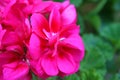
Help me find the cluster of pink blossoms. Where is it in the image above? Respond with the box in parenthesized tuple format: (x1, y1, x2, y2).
(0, 0, 85, 80)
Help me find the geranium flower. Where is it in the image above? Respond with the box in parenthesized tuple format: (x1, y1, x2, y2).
(0, 25, 32, 80)
(28, 1, 84, 79)
(0, 2, 32, 80)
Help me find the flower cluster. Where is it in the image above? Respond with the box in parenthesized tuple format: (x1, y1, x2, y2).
(0, 0, 84, 80)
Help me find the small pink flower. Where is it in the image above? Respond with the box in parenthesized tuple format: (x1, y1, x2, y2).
(28, 1, 84, 79)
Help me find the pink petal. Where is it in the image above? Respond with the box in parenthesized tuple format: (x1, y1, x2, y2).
(3, 61, 31, 80)
(61, 35, 85, 61)
(61, 1, 70, 10)
(61, 5, 77, 25)
(49, 7, 61, 32)
(32, 1, 52, 13)
(31, 13, 49, 39)
(0, 51, 19, 66)
(30, 59, 49, 79)
(60, 24, 79, 38)
(57, 53, 76, 74)
(1, 31, 20, 47)
(41, 55, 58, 76)
(0, 0, 16, 17)
(6, 45, 24, 54)
(58, 43, 82, 63)
(29, 33, 41, 60)
(0, 25, 6, 49)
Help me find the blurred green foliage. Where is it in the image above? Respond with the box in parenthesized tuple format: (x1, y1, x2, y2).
(34, 0, 120, 80)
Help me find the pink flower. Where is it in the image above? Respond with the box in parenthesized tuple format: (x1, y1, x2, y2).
(28, 1, 84, 79)
(1, 2, 31, 40)
(0, 2, 32, 80)
(0, 25, 30, 79)
(0, 24, 32, 80)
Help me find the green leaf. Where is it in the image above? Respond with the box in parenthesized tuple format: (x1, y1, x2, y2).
(83, 34, 114, 61)
(64, 74, 80, 80)
(80, 48, 106, 70)
(70, 0, 83, 7)
(114, 0, 120, 11)
(106, 60, 118, 74)
(99, 23, 120, 50)
(88, 0, 107, 14)
(80, 34, 117, 80)
(80, 69, 106, 80)
(85, 15, 101, 31)
(32, 74, 38, 80)
(47, 77, 57, 80)
(110, 73, 120, 80)
(77, 13, 85, 34)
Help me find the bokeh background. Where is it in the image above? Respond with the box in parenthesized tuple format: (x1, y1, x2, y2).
(38, 0, 120, 80)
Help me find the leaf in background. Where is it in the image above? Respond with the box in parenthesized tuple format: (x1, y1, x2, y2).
(111, 73, 120, 80)
(64, 74, 80, 80)
(99, 23, 120, 50)
(88, 0, 107, 15)
(80, 48, 106, 70)
(80, 69, 105, 80)
(83, 34, 114, 61)
(113, 0, 120, 21)
(47, 77, 57, 80)
(70, 0, 83, 7)
(85, 15, 101, 31)
(77, 13, 85, 34)
(80, 33, 116, 80)
(106, 60, 118, 74)
(32, 74, 38, 80)
(110, 73, 120, 80)
(114, 0, 120, 11)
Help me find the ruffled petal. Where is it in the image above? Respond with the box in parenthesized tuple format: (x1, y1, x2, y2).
(61, 5, 76, 25)
(57, 53, 76, 74)
(3, 61, 31, 80)
(0, 51, 18, 66)
(31, 13, 49, 39)
(61, 35, 85, 61)
(1, 31, 21, 47)
(41, 55, 58, 76)
(31, 1, 52, 13)
(29, 33, 41, 60)
(30, 59, 49, 79)
(60, 24, 79, 38)
(49, 7, 61, 32)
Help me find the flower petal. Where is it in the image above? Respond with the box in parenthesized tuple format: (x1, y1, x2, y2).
(3, 61, 31, 80)
(58, 43, 82, 63)
(30, 59, 49, 79)
(41, 55, 58, 76)
(61, 5, 76, 25)
(0, 51, 18, 66)
(1, 31, 20, 47)
(60, 24, 79, 38)
(49, 7, 61, 32)
(57, 53, 76, 74)
(61, 35, 85, 61)
(29, 33, 41, 60)
(31, 13, 49, 39)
